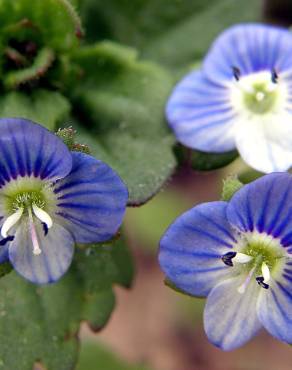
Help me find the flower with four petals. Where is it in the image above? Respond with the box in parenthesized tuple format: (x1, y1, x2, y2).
(159, 173, 292, 350)
(0, 118, 128, 284)
(166, 24, 292, 173)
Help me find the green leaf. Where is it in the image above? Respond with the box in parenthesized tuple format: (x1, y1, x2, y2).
(0, 89, 71, 130)
(0, 238, 134, 370)
(76, 341, 151, 370)
(0, 0, 81, 52)
(70, 42, 177, 205)
(80, 0, 262, 68)
(4, 47, 55, 89)
(174, 145, 238, 171)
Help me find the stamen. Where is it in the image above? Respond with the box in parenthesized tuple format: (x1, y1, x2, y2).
(28, 208, 42, 256)
(222, 251, 237, 266)
(238, 267, 256, 294)
(0, 235, 14, 246)
(271, 69, 278, 84)
(32, 204, 52, 229)
(232, 66, 241, 81)
(256, 276, 269, 290)
(1, 208, 23, 238)
(42, 222, 48, 236)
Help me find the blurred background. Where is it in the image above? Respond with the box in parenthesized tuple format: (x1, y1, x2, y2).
(76, 0, 292, 369)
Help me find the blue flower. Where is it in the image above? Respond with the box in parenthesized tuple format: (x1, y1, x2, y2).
(159, 173, 292, 350)
(0, 118, 128, 284)
(166, 24, 292, 173)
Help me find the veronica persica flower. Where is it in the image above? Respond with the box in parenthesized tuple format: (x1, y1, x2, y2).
(166, 24, 292, 173)
(159, 173, 292, 350)
(0, 118, 128, 284)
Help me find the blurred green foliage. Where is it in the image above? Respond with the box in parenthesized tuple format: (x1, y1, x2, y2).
(77, 341, 151, 370)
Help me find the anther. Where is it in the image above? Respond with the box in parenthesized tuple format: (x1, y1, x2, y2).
(0, 235, 14, 246)
(232, 66, 241, 81)
(222, 251, 237, 266)
(271, 69, 278, 84)
(42, 222, 48, 236)
(256, 276, 269, 289)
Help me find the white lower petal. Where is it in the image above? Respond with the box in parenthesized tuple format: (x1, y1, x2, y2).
(257, 274, 292, 344)
(235, 116, 292, 173)
(204, 275, 261, 350)
(9, 220, 74, 284)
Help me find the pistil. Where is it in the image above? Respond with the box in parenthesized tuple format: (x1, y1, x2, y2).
(28, 207, 41, 256)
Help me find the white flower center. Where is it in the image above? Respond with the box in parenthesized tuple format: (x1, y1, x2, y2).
(229, 69, 289, 116)
(1, 189, 54, 256)
(222, 232, 289, 294)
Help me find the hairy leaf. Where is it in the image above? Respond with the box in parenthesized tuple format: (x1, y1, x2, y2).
(0, 238, 133, 370)
(70, 42, 176, 205)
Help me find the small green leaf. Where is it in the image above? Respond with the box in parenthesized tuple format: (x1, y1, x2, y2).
(0, 89, 71, 130)
(221, 175, 244, 201)
(0, 238, 134, 370)
(70, 42, 177, 205)
(174, 145, 238, 171)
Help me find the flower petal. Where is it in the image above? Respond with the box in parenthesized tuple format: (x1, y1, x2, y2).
(203, 24, 292, 83)
(234, 115, 292, 173)
(226, 173, 292, 240)
(204, 276, 261, 350)
(9, 220, 74, 284)
(166, 71, 237, 152)
(257, 267, 292, 344)
(53, 152, 128, 243)
(0, 118, 72, 184)
(159, 201, 236, 297)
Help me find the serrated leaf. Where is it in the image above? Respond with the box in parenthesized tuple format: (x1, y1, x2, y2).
(0, 90, 71, 130)
(70, 42, 176, 205)
(0, 238, 133, 370)
(80, 0, 262, 68)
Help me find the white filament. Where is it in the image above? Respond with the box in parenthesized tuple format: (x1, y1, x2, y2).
(233, 252, 253, 264)
(32, 204, 53, 229)
(237, 267, 256, 294)
(261, 262, 271, 283)
(1, 208, 24, 238)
